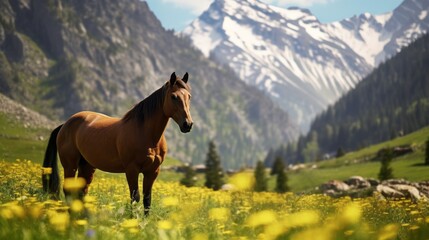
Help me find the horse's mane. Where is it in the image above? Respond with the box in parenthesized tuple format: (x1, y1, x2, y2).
(122, 84, 166, 123)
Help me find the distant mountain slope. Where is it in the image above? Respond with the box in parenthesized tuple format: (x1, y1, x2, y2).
(0, 0, 298, 168)
(268, 33, 429, 165)
(183, 0, 429, 131)
(310, 32, 429, 153)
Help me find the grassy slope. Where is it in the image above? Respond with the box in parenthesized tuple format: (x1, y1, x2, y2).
(285, 126, 429, 192)
(0, 113, 49, 163)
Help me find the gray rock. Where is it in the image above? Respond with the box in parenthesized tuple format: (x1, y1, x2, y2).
(320, 180, 350, 192)
(345, 176, 371, 189)
(389, 184, 422, 201)
(376, 185, 405, 199)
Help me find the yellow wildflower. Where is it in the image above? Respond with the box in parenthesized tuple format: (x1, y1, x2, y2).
(0, 208, 13, 219)
(75, 219, 88, 226)
(209, 207, 230, 222)
(229, 172, 255, 191)
(378, 224, 399, 240)
(162, 196, 179, 207)
(192, 233, 208, 240)
(70, 200, 84, 212)
(341, 203, 361, 224)
(41, 167, 52, 175)
(246, 210, 277, 227)
(49, 212, 70, 232)
(284, 210, 320, 228)
(29, 203, 44, 219)
(158, 220, 173, 230)
(63, 177, 86, 192)
(122, 219, 139, 228)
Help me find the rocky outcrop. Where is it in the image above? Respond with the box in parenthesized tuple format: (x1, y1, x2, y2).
(320, 176, 429, 201)
(0, 93, 57, 129)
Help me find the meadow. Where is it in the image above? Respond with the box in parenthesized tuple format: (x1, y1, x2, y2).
(1, 113, 429, 239)
(1, 159, 429, 240)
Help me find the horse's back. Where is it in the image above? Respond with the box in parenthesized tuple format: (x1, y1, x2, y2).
(57, 111, 124, 172)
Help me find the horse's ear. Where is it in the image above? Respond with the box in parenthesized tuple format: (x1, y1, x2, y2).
(183, 72, 189, 83)
(170, 72, 176, 85)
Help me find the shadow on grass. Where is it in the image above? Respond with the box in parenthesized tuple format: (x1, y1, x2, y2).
(411, 163, 429, 167)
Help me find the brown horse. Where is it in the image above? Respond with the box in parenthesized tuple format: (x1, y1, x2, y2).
(42, 72, 193, 214)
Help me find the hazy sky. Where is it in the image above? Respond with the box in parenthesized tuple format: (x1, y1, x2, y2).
(145, 0, 403, 31)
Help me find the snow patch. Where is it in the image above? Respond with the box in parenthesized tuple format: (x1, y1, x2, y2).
(419, 10, 428, 20)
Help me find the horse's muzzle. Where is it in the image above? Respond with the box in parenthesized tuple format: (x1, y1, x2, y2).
(181, 121, 193, 133)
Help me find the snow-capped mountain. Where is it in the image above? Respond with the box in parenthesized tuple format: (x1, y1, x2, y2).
(182, 0, 429, 131)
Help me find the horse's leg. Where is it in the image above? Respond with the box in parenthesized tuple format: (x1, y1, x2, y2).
(143, 168, 160, 216)
(125, 165, 140, 203)
(78, 157, 96, 196)
(61, 155, 79, 198)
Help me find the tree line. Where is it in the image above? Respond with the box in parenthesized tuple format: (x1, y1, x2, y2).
(180, 141, 290, 193)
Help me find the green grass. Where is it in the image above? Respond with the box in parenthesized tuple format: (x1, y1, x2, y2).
(0, 113, 50, 163)
(284, 126, 429, 192)
(287, 152, 429, 192)
(318, 126, 429, 168)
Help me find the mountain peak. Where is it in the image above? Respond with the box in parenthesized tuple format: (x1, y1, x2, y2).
(183, 0, 429, 131)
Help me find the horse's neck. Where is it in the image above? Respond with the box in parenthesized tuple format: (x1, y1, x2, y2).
(136, 109, 169, 146)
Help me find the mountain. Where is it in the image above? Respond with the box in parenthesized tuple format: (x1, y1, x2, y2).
(182, 0, 429, 131)
(0, 0, 298, 169)
(266, 32, 429, 166)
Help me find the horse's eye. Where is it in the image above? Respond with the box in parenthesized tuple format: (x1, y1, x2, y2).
(171, 95, 178, 100)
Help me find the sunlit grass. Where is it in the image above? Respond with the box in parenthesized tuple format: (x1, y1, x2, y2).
(1, 160, 429, 240)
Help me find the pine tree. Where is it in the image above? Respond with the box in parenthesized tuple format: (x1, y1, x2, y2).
(275, 170, 290, 193)
(254, 160, 267, 192)
(425, 138, 429, 165)
(180, 164, 196, 187)
(378, 148, 394, 180)
(336, 147, 345, 158)
(270, 156, 285, 176)
(204, 141, 224, 190)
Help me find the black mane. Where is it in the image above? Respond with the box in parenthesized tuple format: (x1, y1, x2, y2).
(122, 84, 166, 123)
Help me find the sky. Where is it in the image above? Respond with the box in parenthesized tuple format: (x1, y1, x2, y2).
(145, 0, 403, 31)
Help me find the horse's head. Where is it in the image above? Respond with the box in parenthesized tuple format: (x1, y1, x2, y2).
(164, 72, 193, 133)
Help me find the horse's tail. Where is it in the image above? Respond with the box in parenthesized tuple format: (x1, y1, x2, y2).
(42, 124, 63, 195)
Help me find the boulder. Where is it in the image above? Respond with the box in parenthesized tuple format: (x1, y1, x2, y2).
(345, 176, 371, 189)
(416, 183, 429, 197)
(389, 184, 421, 201)
(382, 179, 411, 185)
(319, 178, 428, 201)
(376, 185, 405, 199)
(367, 178, 380, 187)
(320, 180, 350, 192)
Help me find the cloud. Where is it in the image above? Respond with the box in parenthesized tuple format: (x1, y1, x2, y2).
(264, 0, 333, 7)
(160, 0, 213, 15)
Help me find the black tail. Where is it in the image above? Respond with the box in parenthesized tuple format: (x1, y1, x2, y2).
(42, 124, 63, 195)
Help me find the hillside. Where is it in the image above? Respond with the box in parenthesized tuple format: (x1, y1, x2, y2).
(0, 0, 298, 168)
(0, 93, 52, 162)
(288, 126, 429, 192)
(266, 32, 429, 165)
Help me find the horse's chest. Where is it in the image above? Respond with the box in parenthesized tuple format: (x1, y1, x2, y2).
(133, 147, 165, 172)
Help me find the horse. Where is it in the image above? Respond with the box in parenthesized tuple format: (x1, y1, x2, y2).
(42, 72, 193, 215)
